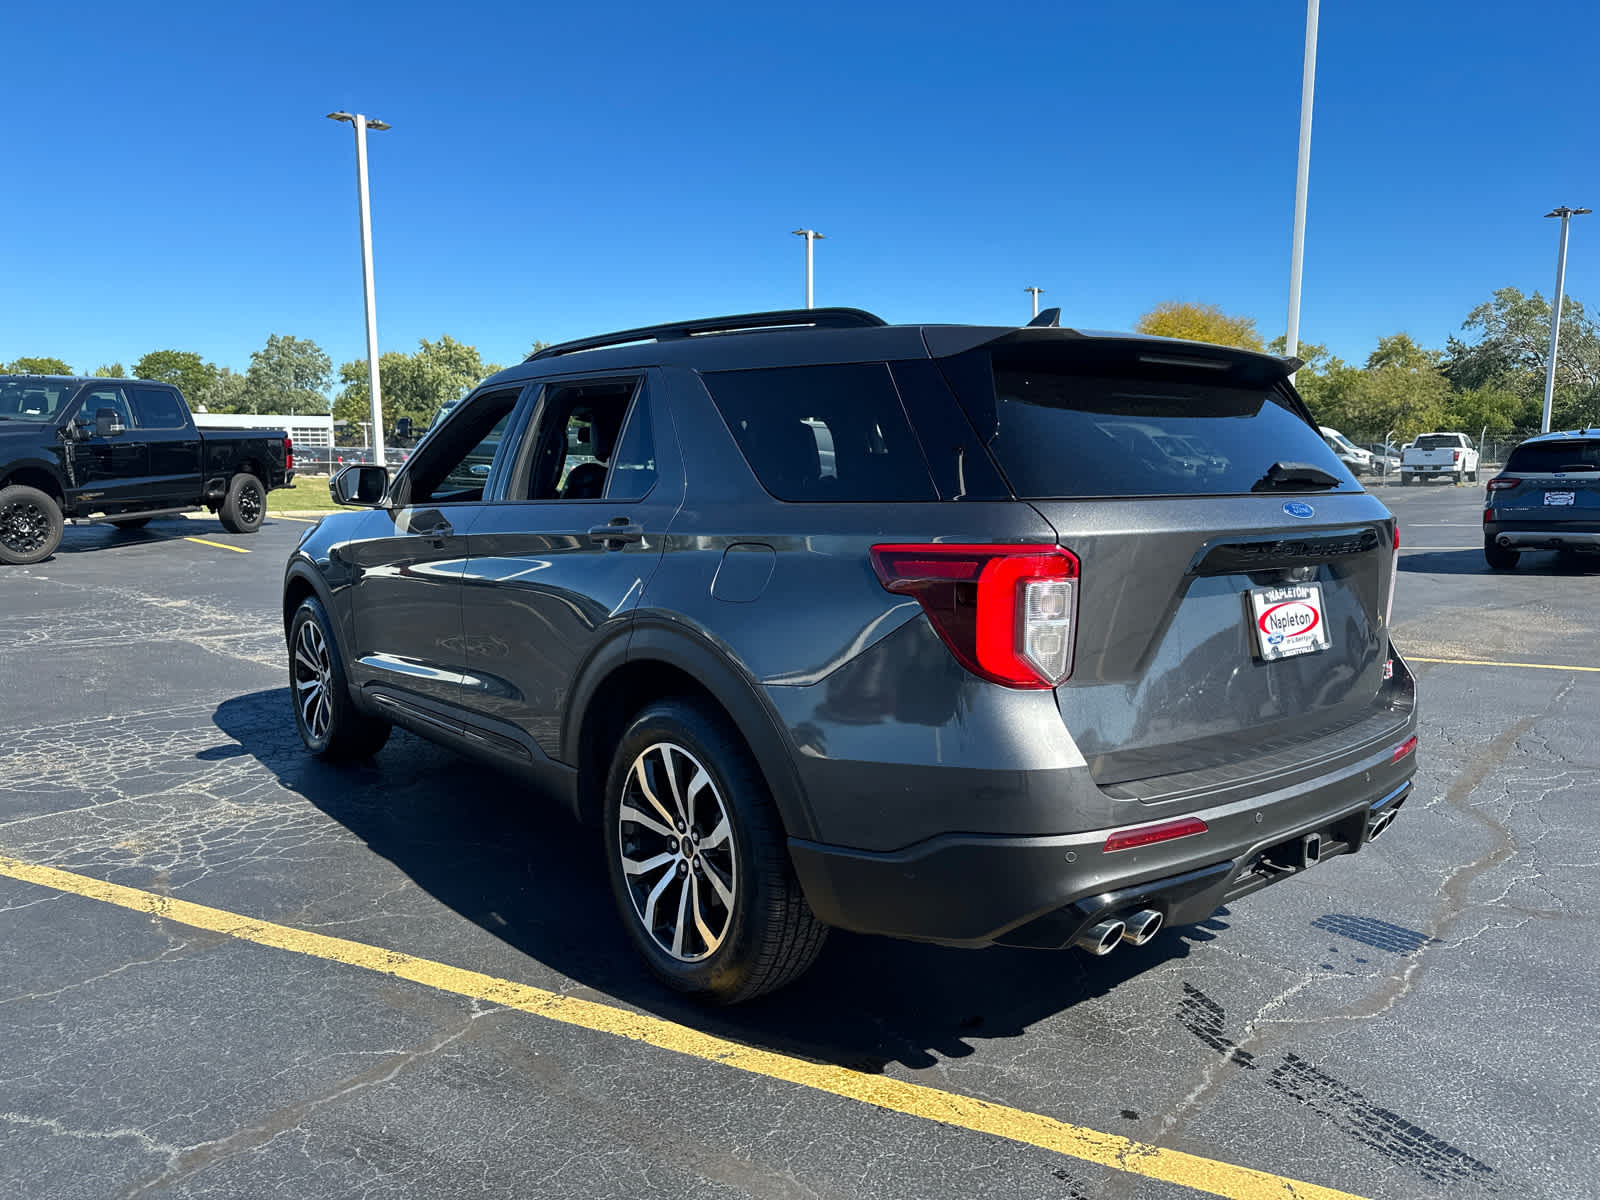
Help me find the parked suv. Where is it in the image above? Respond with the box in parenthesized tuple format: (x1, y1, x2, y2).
(282, 308, 1418, 1002)
(1483, 428, 1600, 569)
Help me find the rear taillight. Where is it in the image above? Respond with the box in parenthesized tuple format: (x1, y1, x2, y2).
(1393, 735, 1418, 763)
(1385, 523, 1399, 629)
(1452, 449, 1462, 462)
(1486, 476, 1520, 491)
(284, 436, 294, 472)
(1104, 816, 1208, 854)
(870, 543, 1079, 689)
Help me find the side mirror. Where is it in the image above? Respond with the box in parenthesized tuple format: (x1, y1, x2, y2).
(331, 463, 390, 507)
(95, 408, 125, 438)
(394, 417, 414, 439)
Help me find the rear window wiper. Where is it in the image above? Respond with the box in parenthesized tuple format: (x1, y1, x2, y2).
(1251, 461, 1342, 491)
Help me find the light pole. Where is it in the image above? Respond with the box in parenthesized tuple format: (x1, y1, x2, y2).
(792, 229, 825, 308)
(1540, 206, 1590, 433)
(328, 110, 390, 463)
(1284, 0, 1319, 374)
(1025, 286, 1044, 318)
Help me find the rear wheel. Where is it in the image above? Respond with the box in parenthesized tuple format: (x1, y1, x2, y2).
(289, 598, 391, 761)
(603, 699, 827, 1004)
(1484, 538, 1519, 571)
(0, 485, 64, 565)
(218, 473, 266, 534)
(1454, 470, 1464, 485)
(1400, 473, 1411, 486)
(1470, 467, 1480, 483)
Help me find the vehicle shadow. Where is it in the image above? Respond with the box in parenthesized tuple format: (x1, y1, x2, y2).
(213, 687, 1224, 1073)
(52, 518, 204, 555)
(1401, 548, 1600, 576)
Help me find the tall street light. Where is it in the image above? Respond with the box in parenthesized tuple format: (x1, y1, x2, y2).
(1024, 286, 1045, 319)
(1540, 206, 1590, 433)
(792, 229, 825, 308)
(328, 110, 390, 463)
(1284, 0, 1319, 375)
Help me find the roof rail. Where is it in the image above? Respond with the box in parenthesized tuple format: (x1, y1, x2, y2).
(525, 307, 887, 362)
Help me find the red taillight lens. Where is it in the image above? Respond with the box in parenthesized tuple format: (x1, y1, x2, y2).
(870, 544, 1079, 689)
(1486, 476, 1520, 491)
(1452, 449, 1462, 462)
(1392, 735, 1418, 763)
(284, 436, 294, 472)
(1104, 816, 1208, 854)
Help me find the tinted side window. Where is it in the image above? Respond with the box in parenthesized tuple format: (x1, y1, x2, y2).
(131, 387, 188, 429)
(701, 363, 937, 502)
(605, 396, 657, 501)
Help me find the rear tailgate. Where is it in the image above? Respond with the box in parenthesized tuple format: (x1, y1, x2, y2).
(932, 331, 1408, 809)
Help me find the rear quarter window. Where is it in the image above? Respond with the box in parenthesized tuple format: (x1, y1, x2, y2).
(700, 363, 937, 502)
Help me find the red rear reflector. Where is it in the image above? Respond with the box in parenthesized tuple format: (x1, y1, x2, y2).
(1393, 735, 1418, 763)
(1103, 816, 1208, 854)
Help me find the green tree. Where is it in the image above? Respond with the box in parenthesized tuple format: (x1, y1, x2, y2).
(1445, 286, 1600, 428)
(1443, 385, 1528, 438)
(93, 362, 126, 378)
(332, 352, 414, 439)
(133, 349, 218, 402)
(526, 339, 550, 359)
(1135, 301, 1263, 351)
(334, 335, 501, 438)
(192, 367, 248, 413)
(5, 356, 73, 374)
(1365, 333, 1441, 373)
(239, 334, 332, 415)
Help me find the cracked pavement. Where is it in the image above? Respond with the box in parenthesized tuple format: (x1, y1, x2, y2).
(1, 496, 1596, 1198)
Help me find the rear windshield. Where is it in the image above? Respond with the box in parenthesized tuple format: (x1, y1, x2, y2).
(1505, 439, 1600, 473)
(947, 347, 1357, 499)
(1411, 434, 1463, 450)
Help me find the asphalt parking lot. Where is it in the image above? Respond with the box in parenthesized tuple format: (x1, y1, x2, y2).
(2, 485, 1597, 1200)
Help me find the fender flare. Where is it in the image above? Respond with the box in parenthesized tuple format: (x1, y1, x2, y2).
(282, 558, 364, 705)
(562, 618, 817, 841)
(0, 455, 71, 504)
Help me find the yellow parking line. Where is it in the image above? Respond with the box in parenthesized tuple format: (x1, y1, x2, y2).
(182, 536, 251, 554)
(1409, 656, 1600, 673)
(0, 854, 1368, 1200)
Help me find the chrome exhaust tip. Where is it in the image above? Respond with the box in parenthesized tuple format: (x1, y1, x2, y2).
(1120, 909, 1164, 946)
(1368, 810, 1395, 841)
(1075, 919, 1126, 956)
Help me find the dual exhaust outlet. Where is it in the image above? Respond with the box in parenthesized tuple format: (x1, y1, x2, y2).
(1073, 908, 1164, 956)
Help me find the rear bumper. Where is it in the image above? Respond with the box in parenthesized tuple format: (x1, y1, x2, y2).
(1485, 523, 1600, 551)
(787, 730, 1418, 948)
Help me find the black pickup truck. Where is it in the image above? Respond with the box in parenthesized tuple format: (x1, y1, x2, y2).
(0, 375, 294, 564)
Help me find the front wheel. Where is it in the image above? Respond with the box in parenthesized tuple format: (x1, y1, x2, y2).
(603, 699, 827, 1004)
(218, 473, 266, 534)
(1484, 538, 1519, 571)
(289, 598, 392, 761)
(0, 485, 64, 565)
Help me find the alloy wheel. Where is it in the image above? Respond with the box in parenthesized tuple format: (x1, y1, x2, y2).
(0, 499, 48, 555)
(617, 742, 738, 962)
(293, 619, 334, 742)
(239, 482, 264, 525)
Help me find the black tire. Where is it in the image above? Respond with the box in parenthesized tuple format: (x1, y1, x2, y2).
(1454, 470, 1464, 485)
(1484, 539, 1519, 571)
(1399, 473, 1411, 486)
(111, 516, 152, 531)
(603, 699, 827, 1004)
(288, 597, 391, 761)
(218, 473, 266, 534)
(1470, 467, 1480, 483)
(0, 484, 64, 565)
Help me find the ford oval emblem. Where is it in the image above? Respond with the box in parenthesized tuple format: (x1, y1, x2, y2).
(1282, 501, 1316, 520)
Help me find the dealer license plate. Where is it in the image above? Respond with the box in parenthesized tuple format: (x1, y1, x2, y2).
(1248, 583, 1331, 661)
(1545, 491, 1576, 506)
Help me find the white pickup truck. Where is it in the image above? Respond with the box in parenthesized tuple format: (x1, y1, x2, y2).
(1400, 432, 1480, 485)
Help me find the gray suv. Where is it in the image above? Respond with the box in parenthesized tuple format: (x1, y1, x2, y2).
(283, 308, 1418, 1003)
(1483, 428, 1600, 569)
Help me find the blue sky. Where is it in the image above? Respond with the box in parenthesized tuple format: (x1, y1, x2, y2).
(4, 0, 1596, 378)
